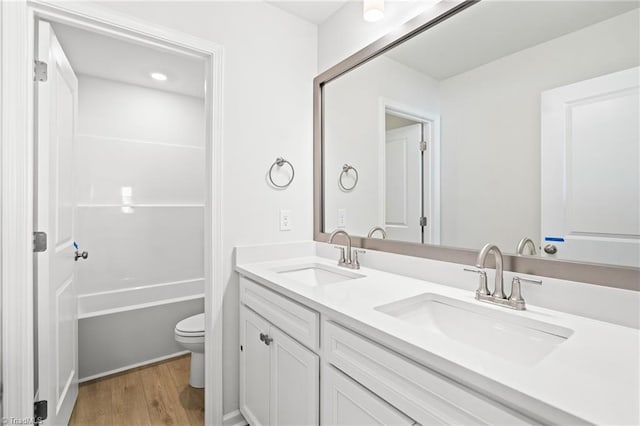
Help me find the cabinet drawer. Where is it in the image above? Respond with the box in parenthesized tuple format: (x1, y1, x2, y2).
(323, 365, 417, 426)
(240, 276, 319, 351)
(324, 321, 533, 425)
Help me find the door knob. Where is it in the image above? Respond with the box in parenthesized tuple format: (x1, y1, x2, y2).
(74, 250, 88, 261)
(543, 244, 557, 255)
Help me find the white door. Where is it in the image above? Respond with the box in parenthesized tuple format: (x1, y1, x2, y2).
(384, 124, 424, 243)
(270, 326, 319, 426)
(322, 365, 415, 426)
(240, 306, 271, 426)
(541, 67, 640, 267)
(35, 20, 79, 425)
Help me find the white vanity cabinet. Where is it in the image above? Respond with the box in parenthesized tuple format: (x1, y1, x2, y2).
(239, 277, 320, 426)
(239, 275, 540, 426)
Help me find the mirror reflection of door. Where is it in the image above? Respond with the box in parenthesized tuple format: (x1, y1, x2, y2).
(541, 67, 640, 267)
(383, 111, 436, 244)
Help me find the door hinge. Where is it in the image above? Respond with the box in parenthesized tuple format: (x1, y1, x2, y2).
(34, 60, 48, 82)
(419, 216, 428, 227)
(419, 140, 428, 151)
(34, 400, 48, 424)
(33, 232, 47, 252)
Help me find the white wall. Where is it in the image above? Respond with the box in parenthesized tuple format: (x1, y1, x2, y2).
(318, 0, 440, 72)
(75, 75, 205, 296)
(94, 1, 317, 415)
(323, 56, 439, 236)
(438, 9, 640, 251)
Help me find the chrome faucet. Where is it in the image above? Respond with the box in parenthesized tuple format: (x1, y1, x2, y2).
(328, 229, 363, 269)
(477, 243, 505, 298)
(516, 237, 537, 255)
(464, 243, 542, 310)
(367, 226, 387, 239)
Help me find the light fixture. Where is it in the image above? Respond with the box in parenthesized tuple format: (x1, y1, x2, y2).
(150, 72, 167, 81)
(363, 0, 384, 22)
(121, 186, 134, 214)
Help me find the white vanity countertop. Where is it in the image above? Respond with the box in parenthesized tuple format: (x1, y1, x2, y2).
(235, 253, 640, 425)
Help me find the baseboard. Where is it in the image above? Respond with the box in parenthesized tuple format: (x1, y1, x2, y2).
(223, 409, 248, 426)
(79, 350, 189, 383)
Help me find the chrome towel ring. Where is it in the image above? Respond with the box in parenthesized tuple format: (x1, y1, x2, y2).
(339, 164, 358, 191)
(268, 157, 295, 188)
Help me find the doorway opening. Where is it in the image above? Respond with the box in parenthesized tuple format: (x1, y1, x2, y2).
(2, 3, 225, 425)
(379, 101, 440, 245)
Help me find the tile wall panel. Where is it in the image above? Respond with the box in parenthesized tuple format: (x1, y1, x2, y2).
(75, 206, 204, 295)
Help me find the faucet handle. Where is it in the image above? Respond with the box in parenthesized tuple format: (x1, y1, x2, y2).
(509, 276, 542, 307)
(333, 246, 346, 264)
(517, 276, 543, 285)
(352, 249, 365, 269)
(464, 268, 489, 296)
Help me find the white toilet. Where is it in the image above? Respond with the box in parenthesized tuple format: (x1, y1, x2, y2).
(174, 313, 205, 388)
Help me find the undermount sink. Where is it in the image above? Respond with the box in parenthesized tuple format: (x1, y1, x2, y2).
(375, 293, 573, 365)
(274, 263, 364, 286)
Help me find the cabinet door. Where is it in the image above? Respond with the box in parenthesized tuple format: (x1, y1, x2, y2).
(270, 326, 320, 426)
(323, 365, 416, 426)
(240, 306, 271, 426)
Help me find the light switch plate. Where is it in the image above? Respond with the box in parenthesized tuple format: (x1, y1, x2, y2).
(280, 209, 292, 231)
(337, 209, 346, 228)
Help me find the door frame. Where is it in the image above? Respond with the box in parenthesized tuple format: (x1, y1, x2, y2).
(0, 1, 224, 424)
(378, 98, 441, 244)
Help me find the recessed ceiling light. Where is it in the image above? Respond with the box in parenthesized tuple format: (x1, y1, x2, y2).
(150, 72, 167, 81)
(363, 0, 384, 22)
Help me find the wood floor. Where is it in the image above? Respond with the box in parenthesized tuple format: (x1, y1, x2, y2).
(69, 354, 204, 426)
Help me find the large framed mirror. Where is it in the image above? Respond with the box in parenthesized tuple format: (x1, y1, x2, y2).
(314, 0, 640, 289)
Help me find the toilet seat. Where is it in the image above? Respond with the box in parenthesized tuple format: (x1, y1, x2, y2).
(175, 313, 204, 337)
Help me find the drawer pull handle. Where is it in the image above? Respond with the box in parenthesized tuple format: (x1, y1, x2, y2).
(259, 333, 273, 346)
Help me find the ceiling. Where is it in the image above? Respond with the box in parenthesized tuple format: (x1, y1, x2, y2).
(51, 23, 205, 98)
(267, 1, 348, 24)
(386, 1, 640, 81)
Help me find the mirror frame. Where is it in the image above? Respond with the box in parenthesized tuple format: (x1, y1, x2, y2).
(313, 0, 640, 291)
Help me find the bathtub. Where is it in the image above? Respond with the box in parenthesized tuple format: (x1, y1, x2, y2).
(78, 279, 204, 381)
